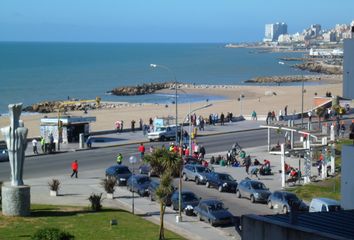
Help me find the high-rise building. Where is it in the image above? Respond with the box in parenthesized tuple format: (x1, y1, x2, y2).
(343, 26, 354, 99)
(264, 22, 288, 42)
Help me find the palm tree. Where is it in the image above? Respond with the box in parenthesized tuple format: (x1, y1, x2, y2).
(156, 172, 174, 240)
(316, 106, 326, 130)
(144, 147, 181, 177)
(144, 147, 182, 240)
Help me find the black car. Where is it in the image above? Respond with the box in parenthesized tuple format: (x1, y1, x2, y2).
(205, 172, 237, 193)
(171, 190, 200, 213)
(236, 178, 271, 203)
(127, 174, 151, 197)
(267, 191, 309, 214)
(148, 179, 172, 206)
(194, 199, 234, 227)
(105, 165, 132, 186)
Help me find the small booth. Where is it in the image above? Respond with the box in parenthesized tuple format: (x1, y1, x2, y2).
(40, 116, 96, 144)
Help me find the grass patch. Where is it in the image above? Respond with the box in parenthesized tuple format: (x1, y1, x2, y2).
(287, 175, 341, 201)
(0, 205, 185, 240)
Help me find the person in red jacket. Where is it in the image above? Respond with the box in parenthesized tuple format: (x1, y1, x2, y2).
(71, 160, 78, 178)
(138, 143, 145, 160)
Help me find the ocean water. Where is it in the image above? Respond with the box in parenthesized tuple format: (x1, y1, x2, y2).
(0, 42, 308, 114)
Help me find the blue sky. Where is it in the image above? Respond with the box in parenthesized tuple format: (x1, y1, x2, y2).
(0, 0, 353, 43)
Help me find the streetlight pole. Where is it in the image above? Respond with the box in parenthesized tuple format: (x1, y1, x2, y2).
(301, 77, 305, 129)
(150, 64, 178, 144)
(129, 156, 138, 215)
(185, 104, 213, 156)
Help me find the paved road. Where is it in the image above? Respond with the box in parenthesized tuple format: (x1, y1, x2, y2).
(0, 129, 286, 181)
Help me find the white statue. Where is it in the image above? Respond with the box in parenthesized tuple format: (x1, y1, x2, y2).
(1, 103, 28, 186)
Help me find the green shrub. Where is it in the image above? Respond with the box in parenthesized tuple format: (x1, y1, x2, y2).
(31, 227, 74, 240)
(100, 177, 116, 194)
(48, 179, 61, 191)
(88, 193, 103, 211)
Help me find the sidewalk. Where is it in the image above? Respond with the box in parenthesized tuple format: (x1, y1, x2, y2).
(27, 169, 239, 240)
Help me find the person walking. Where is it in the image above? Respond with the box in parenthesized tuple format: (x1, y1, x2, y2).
(120, 120, 124, 132)
(116, 153, 123, 165)
(199, 145, 206, 159)
(131, 120, 136, 132)
(250, 167, 260, 180)
(244, 155, 251, 175)
(220, 112, 225, 125)
(138, 143, 145, 160)
(32, 138, 38, 154)
(251, 110, 257, 120)
(70, 160, 78, 178)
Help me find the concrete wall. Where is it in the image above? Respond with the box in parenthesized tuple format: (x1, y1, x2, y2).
(242, 215, 333, 240)
(341, 145, 354, 210)
(343, 39, 354, 99)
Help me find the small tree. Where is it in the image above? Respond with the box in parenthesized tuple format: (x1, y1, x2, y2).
(156, 172, 174, 240)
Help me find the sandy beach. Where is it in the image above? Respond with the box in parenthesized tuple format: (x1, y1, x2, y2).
(0, 81, 343, 140)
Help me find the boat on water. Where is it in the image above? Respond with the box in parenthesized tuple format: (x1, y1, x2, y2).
(278, 61, 285, 65)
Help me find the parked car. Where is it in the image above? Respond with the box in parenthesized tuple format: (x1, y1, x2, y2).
(138, 163, 157, 177)
(105, 165, 132, 186)
(148, 125, 181, 141)
(148, 179, 172, 206)
(205, 172, 238, 193)
(267, 191, 308, 214)
(236, 178, 271, 203)
(182, 164, 211, 184)
(127, 174, 151, 197)
(0, 148, 9, 162)
(194, 199, 234, 227)
(171, 190, 200, 213)
(309, 198, 341, 212)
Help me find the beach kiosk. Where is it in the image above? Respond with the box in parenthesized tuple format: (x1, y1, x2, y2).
(40, 116, 96, 144)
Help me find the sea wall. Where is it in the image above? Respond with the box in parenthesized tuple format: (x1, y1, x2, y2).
(294, 62, 342, 75)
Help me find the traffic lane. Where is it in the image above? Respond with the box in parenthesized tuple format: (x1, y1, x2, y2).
(175, 179, 273, 217)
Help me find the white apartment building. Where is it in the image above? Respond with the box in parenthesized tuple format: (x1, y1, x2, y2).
(264, 22, 287, 42)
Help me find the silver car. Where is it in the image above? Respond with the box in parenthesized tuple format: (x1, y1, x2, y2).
(236, 178, 271, 203)
(267, 191, 308, 214)
(182, 164, 212, 185)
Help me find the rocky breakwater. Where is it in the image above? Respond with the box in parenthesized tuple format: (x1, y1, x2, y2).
(23, 101, 99, 113)
(109, 82, 176, 96)
(245, 75, 318, 84)
(295, 62, 342, 75)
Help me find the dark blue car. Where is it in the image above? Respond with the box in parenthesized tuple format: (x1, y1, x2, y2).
(194, 199, 234, 226)
(205, 172, 238, 193)
(105, 165, 132, 186)
(127, 174, 151, 197)
(171, 190, 200, 213)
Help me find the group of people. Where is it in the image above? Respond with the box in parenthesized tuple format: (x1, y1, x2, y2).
(31, 134, 55, 154)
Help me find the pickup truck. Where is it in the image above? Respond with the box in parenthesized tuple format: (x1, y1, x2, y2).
(147, 125, 181, 142)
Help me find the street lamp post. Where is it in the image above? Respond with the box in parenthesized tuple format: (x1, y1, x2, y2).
(301, 77, 306, 129)
(150, 64, 178, 144)
(129, 155, 138, 215)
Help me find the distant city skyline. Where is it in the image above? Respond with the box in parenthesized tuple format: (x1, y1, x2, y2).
(0, 0, 354, 43)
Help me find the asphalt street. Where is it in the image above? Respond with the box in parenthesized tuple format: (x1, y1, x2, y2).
(0, 129, 293, 219)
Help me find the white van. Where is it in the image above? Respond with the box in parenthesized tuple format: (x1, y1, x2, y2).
(147, 125, 181, 142)
(309, 198, 341, 212)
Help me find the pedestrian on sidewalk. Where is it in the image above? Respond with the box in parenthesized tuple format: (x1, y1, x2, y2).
(120, 120, 124, 132)
(116, 153, 123, 165)
(131, 120, 136, 132)
(138, 143, 145, 160)
(40, 136, 46, 153)
(70, 160, 78, 178)
(250, 167, 260, 180)
(32, 138, 38, 154)
(243, 155, 251, 175)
